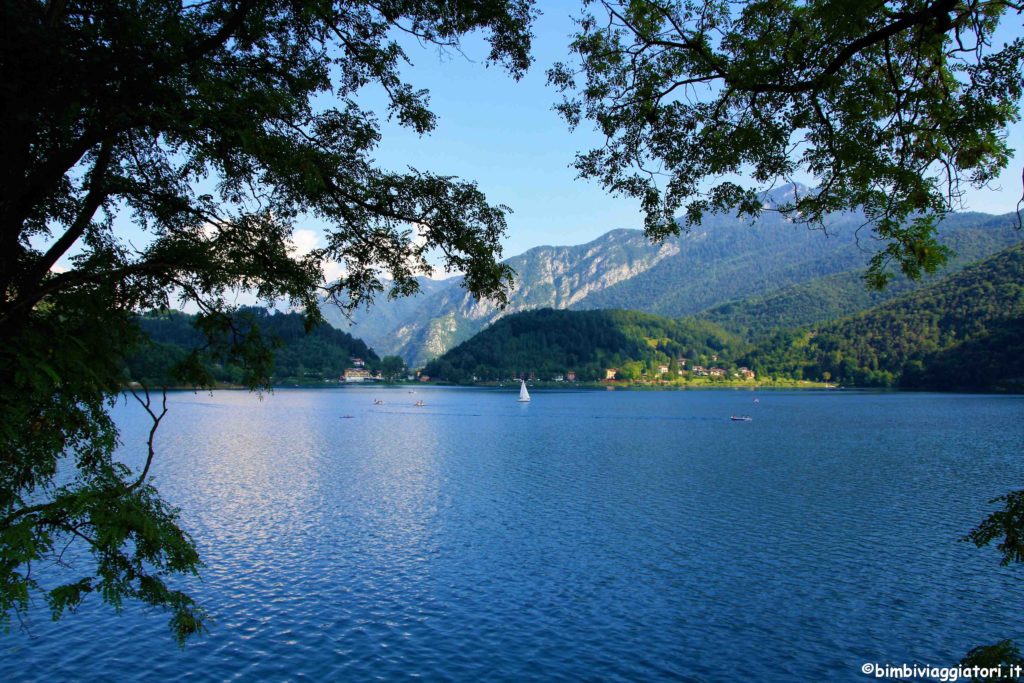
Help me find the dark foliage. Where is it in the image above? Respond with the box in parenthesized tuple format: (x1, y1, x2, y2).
(424, 308, 746, 382)
(747, 245, 1024, 389)
(551, 0, 1024, 287)
(127, 308, 378, 385)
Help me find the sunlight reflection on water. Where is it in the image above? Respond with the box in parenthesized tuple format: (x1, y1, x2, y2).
(3, 387, 1023, 682)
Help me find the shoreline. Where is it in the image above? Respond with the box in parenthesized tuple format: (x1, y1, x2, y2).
(122, 380, 1021, 395)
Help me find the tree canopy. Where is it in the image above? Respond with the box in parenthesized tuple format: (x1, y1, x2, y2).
(0, 0, 534, 641)
(424, 307, 747, 382)
(745, 243, 1024, 388)
(549, 0, 1024, 287)
(127, 307, 380, 385)
(379, 355, 408, 382)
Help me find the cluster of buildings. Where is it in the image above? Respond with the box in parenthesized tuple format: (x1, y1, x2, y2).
(342, 358, 375, 383)
(603, 363, 756, 381)
(342, 358, 426, 383)
(689, 365, 756, 380)
(503, 364, 756, 383)
(344, 355, 756, 385)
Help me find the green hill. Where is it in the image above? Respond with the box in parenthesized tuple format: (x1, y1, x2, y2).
(423, 308, 747, 383)
(698, 270, 912, 336)
(699, 212, 1024, 336)
(127, 308, 379, 386)
(748, 244, 1024, 390)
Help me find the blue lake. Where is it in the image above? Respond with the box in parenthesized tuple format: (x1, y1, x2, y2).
(3, 387, 1023, 681)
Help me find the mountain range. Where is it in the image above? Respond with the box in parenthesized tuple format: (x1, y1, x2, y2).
(321, 185, 1023, 365)
(425, 243, 1024, 392)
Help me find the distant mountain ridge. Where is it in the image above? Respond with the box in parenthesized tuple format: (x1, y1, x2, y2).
(321, 186, 1023, 365)
(324, 229, 681, 364)
(699, 211, 1024, 336)
(572, 210, 1021, 318)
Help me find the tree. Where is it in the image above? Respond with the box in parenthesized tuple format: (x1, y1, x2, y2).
(963, 491, 1024, 671)
(549, 0, 1024, 288)
(618, 359, 645, 379)
(379, 355, 407, 382)
(0, 0, 535, 642)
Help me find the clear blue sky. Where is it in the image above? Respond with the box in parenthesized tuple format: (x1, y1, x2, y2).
(364, 2, 648, 260)
(364, 1, 1024, 261)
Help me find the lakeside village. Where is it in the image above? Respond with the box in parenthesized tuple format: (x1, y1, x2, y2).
(341, 356, 772, 387)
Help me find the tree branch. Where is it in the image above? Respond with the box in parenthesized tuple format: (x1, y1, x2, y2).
(181, 0, 259, 64)
(21, 139, 115, 291)
(739, 0, 959, 94)
(127, 384, 168, 492)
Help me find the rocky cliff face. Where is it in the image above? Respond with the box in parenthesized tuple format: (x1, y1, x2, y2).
(383, 230, 679, 366)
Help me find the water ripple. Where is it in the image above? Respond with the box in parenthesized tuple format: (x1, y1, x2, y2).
(2, 388, 1022, 682)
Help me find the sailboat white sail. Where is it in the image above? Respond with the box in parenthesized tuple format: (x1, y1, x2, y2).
(517, 379, 531, 402)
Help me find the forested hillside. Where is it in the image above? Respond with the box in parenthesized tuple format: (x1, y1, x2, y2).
(127, 308, 378, 386)
(426, 244, 1024, 392)
(699, 211, 1024, 335)
(424, 308, 747, 383)
(749, 245, 1024, 390)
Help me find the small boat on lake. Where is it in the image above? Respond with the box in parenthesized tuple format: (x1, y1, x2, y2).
(730, 415, 752, 422)
(373, 399, 384, 405)
(414, 400, 425, 407)
(517, 379, 531, 402)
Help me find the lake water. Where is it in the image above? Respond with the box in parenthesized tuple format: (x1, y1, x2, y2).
(2, 387, 1023, 681)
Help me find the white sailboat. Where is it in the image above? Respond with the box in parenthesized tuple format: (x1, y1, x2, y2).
(517, 379, 531, 402)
